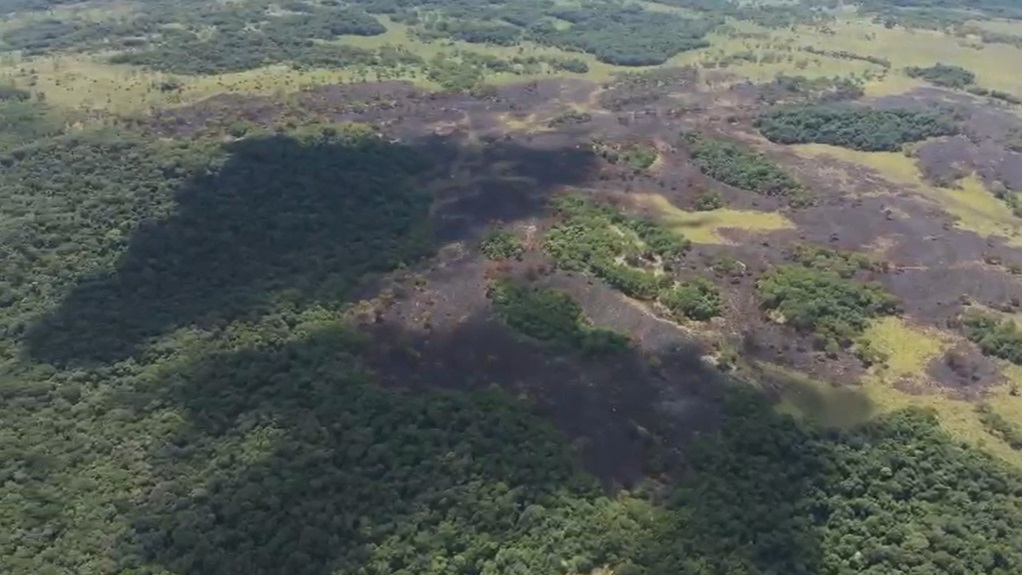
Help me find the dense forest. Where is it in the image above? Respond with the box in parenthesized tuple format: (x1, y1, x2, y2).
(756, 105, 959, 151)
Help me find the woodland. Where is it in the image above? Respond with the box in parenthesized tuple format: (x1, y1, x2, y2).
(5, 0, 1022, 574)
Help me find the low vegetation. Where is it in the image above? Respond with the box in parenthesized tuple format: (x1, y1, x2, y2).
(480, 227, 524, 260)
(543, 195, 722, 320)
(789, 244, 886, 278)
(961, 311, 1022, 366)
(693, 189, 725, 211)
(905, 63, 976, 89)
(757, 105, 959, 151)
(660, 277, 724, 321)
(682, 131, 810, 206)
(902, 63, 1022, 105)
(758, 265, 900, 352)
(592, 140, 658, 170)
(489, 279, 630, 355)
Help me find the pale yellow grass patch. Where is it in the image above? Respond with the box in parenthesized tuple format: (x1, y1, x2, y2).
(634, 193, 795, 244)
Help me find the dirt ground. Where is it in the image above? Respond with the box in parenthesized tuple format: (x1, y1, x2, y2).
(148, 72, 1022, 481)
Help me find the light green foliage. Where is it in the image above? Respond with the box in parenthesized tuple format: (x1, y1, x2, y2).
(543, 195, 722, 318)
(489, 279, 630, 355)
(682, 131, 810, 206)
(544, 195, 689, 273)
(659, 276, 724, 321)
(961, 311, 1022, 365)
(693, 189, 725, 211)
(790, 244, 884, 278)
(905, 63, 976, 88)
(758, 265, 900, 350)
(480, 227, 524, 260)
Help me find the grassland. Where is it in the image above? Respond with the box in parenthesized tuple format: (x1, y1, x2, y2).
(790, 144, 1022, 245)
(634, 192, 795, 244)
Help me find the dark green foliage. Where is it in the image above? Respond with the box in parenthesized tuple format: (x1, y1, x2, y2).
(905, 63, 976, 88)
(790, 244, 884, 278)
(544, 195, 689, 275)
(15, 0, 719, 73)
(480, 227, 524, 260)
(529, 5, 715, 66)
(693, 189, 724, 211)
(757, 105, 959, 151)
(650, 388, 1022, 575)
(961, 311, 1022, 365)
(899, 64, 1017, 105)
(659, 276, 723, 321)
(682, 131, 807, 203)
(22, 125, 433, 365)
(593, 140, 658, 171)
(0, 98, 63, 150)
(489, 279, 630, 354)
(859, 0, 1022, 28)
(552, 58, 589, 73)
(978, 403, 1022, 450)
(543, 195, 685, 301)
(758, 265, 899, 349)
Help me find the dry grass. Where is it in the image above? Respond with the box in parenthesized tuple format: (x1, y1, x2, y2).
(634, 193, 795, 244)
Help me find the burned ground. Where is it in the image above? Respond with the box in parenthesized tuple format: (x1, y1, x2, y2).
(135, 71, 1022, 476)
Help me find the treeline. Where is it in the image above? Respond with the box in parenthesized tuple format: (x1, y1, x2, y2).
(756, 105, 959, 151)
(681, 131, 810, 206)
(803, 46, 891, 69)
(6, 0, 720, 73)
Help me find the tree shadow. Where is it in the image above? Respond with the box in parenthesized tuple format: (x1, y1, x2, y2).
(110, 313, 836, 575)
(22, 130, 598, 367)
(109, 316, 715, 575)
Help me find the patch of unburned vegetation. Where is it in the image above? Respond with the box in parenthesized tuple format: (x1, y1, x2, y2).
(790, 144, 1022, 244)
(634, 193, 795, 244)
